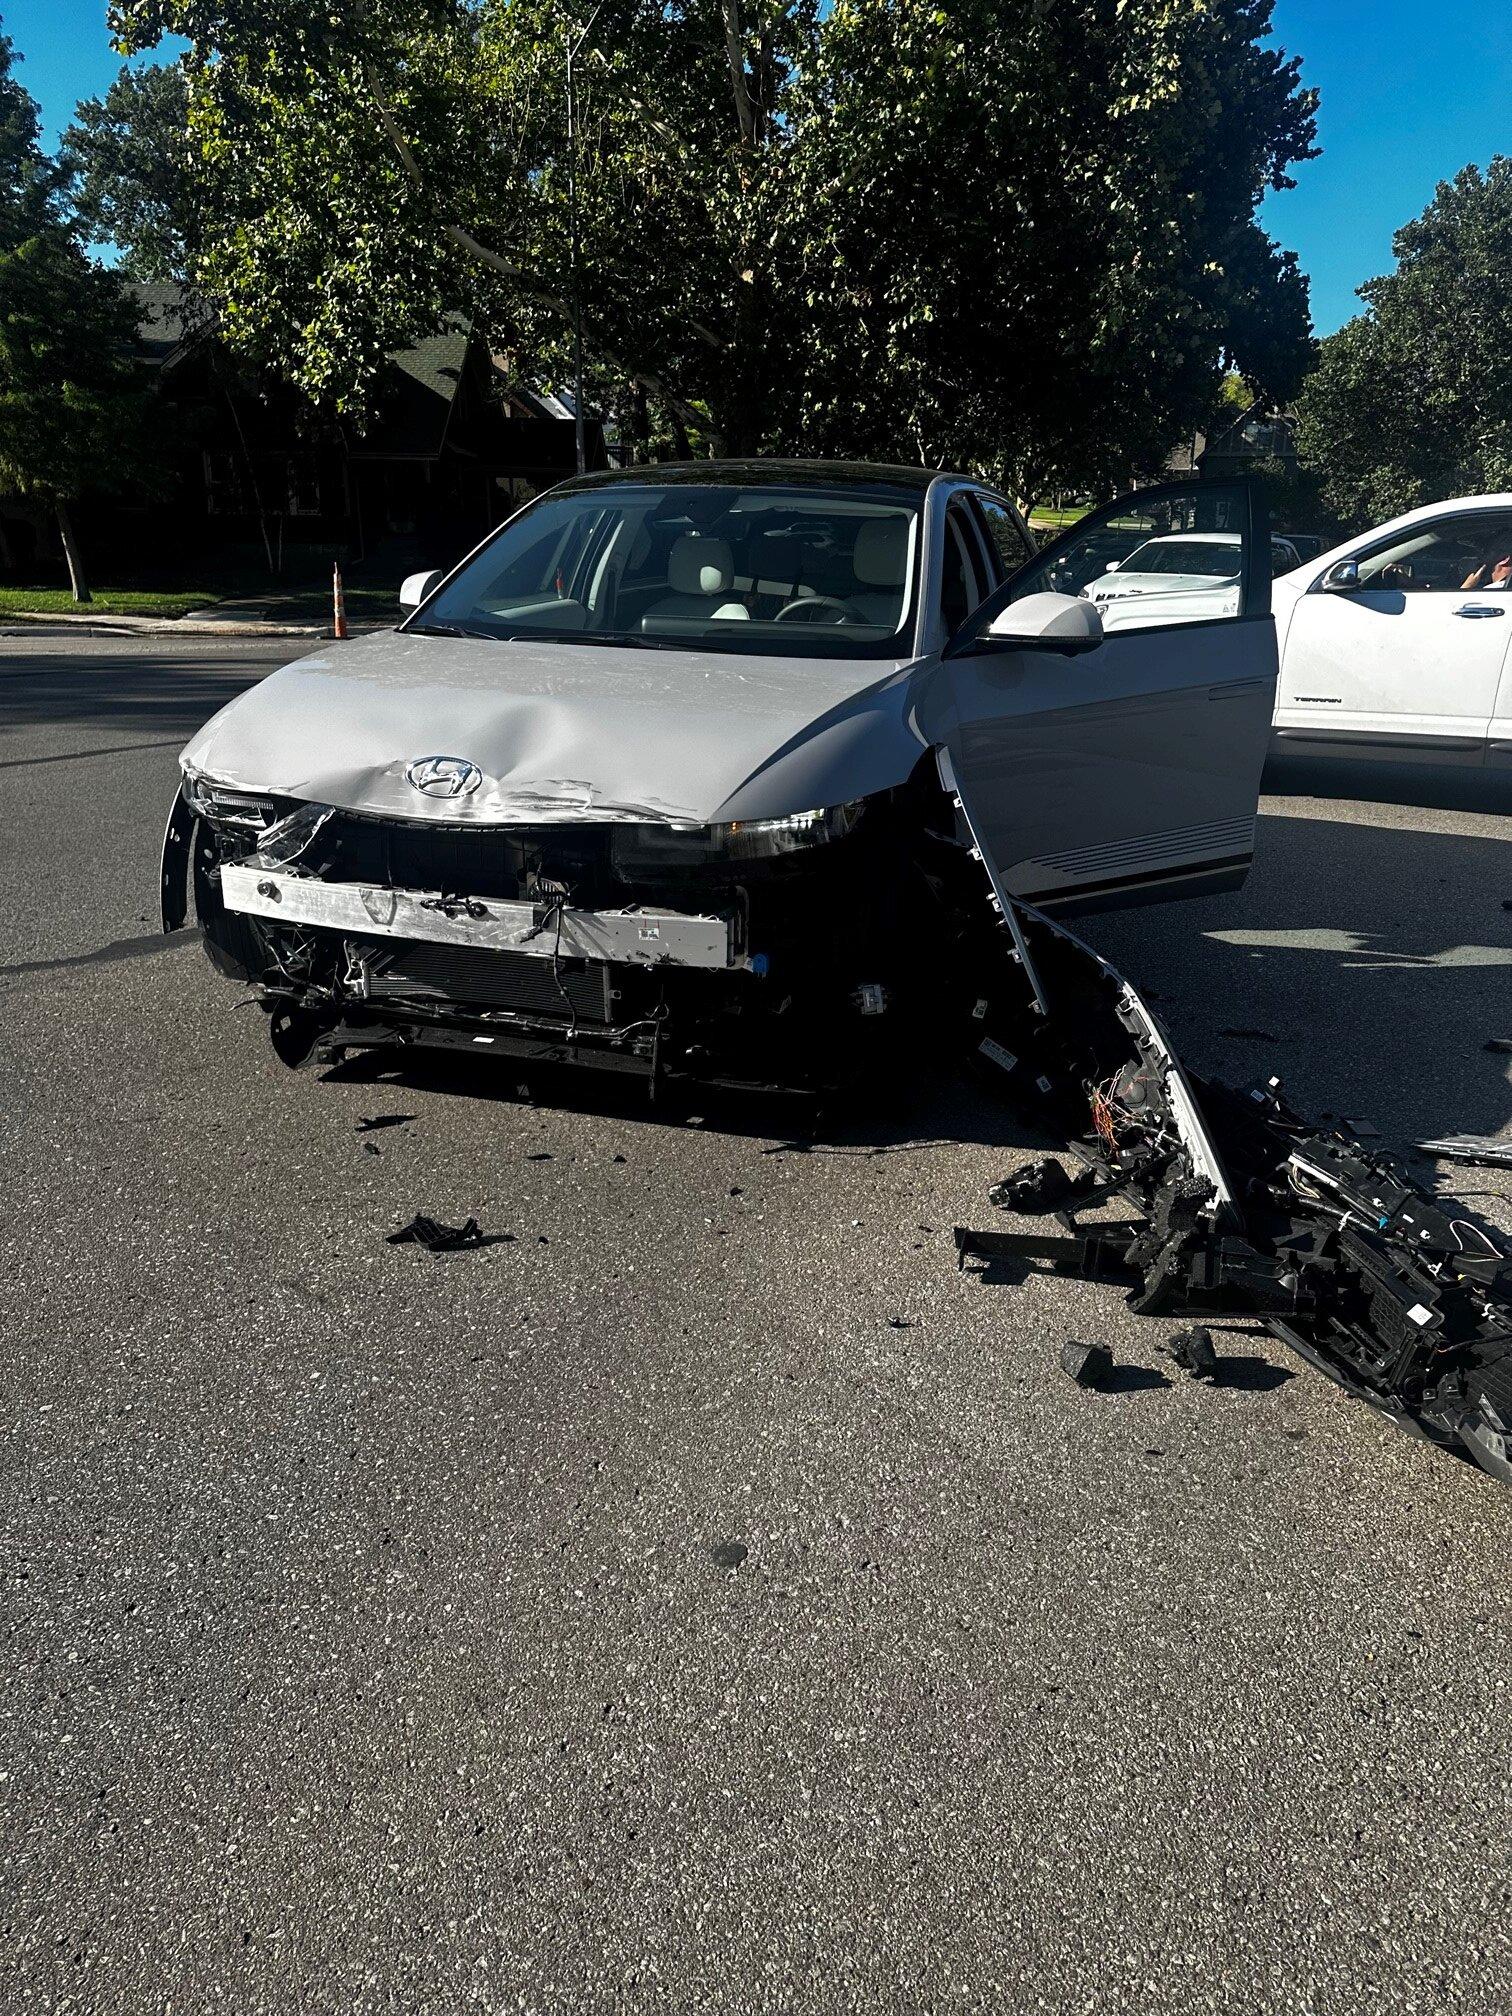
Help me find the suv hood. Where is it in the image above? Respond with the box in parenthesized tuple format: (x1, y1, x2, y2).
(181, 630, 927, 827)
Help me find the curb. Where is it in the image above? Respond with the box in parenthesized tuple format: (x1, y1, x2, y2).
(0, 613, 391, 639)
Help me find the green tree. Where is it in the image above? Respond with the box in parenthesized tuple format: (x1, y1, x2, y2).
(111, 0, 1316, 497)
(0, 29, 152, 601)
(1297, 159, 1512, 528)
(61, 60, 196, 283)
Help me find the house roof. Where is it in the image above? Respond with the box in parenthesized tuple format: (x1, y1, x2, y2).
(131, 283, 201, 368)
(349, 321, 472, 461)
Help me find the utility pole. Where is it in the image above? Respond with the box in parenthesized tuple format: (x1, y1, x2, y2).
(566, 7, 602, 476)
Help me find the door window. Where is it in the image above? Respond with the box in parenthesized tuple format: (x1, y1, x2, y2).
(989, 483, 1255, 636)
(1348, 514, 1512, 593)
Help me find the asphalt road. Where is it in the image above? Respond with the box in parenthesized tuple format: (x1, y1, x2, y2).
(3, 634, 1511, 2015)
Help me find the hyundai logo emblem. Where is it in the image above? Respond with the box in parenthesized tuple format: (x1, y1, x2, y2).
(404, 755, 483, 799)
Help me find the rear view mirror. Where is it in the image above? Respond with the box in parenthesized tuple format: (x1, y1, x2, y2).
(1321, 560, 1360, 594)
(400, 569, 444, 611)
(982, 592, 1104, 655)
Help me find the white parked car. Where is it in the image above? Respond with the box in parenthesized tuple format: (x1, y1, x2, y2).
(1271, 495, 1512, 780)
(161, 464, 1277, 1093)
(1085, 531, 1300, 630)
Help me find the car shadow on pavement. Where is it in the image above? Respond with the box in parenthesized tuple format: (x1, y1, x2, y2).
(321, 1041, 1055, 1154)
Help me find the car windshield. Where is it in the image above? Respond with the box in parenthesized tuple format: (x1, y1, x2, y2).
(1119, 538, 1240, 578)
(412, 482, 921, 658)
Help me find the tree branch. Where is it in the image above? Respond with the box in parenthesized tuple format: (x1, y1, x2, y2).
(363, 58, 712, 425)
(722, 0, 758, 148)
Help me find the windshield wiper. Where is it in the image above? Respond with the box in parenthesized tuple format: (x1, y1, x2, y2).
(406, 620, 500, 640)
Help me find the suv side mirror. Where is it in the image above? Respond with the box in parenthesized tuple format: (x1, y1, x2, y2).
(400, 569, 444, 610)
(978, 592, 1104, 656)
(1321, 560, 1361, 594)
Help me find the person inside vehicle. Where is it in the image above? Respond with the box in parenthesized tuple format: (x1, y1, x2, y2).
(1461, 547, 1512, 588)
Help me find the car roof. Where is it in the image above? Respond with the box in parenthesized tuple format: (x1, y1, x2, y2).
(555, 458, 969, 498)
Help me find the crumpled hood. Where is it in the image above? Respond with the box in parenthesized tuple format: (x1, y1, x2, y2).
(182, 630, 929, 826)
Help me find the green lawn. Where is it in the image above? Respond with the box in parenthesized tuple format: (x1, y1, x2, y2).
(0, 586, 223, 618)
(0, 581, 399, 623)
(1028, 505, 1087, 531)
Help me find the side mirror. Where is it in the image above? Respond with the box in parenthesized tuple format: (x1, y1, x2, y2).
(1321, 560, 1361, 594)
(982, 592, 1104, 655)
(400, 568, 444, 611)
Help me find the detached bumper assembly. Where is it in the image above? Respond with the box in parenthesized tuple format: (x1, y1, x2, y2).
(953, 889, 1512, 1487)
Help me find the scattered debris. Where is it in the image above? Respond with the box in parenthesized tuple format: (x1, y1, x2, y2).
(1167, 1325, 1219, 1380)
(709, 1539, 748, 1570)
(386, 1214, 506, 1252)
(355, 1113, 415, 1134)
(1060, 1338, 1114, 1388)
(362, 1141, 381, 1157)
(1415, 1135, 1512, 1170)
(987, 1156, 1093, 1215)
(954, 901, 1512, 1485)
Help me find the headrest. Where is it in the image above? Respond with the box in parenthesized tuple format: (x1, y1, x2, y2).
(668, 534, 734, 596)
(854, 517, 908, 587)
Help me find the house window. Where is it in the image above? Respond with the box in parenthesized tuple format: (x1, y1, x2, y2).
(203, 450, 249, 516)
(285, 455, 322, 518)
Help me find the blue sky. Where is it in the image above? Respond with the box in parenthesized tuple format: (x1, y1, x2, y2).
(8, 0, 1512, 336)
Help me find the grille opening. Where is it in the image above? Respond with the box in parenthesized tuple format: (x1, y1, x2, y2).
(367, 942, 613, 1023)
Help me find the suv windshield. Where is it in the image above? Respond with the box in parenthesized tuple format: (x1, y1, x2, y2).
(411, 483, 920, 658)
(1119, 538, 1240, 578)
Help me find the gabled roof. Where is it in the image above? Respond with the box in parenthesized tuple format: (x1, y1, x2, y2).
(349, 319, 472, 461)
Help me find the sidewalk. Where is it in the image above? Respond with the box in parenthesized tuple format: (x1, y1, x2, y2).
(0, 582, 399, 639)
(0, 607, 395, 640)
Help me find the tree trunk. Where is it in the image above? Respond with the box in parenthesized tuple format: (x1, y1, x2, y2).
(56, 502, 90, 604)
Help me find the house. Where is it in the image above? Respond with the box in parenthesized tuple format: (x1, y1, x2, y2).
(1167, 400, 1299, 480)
(0, 285, 607, 581)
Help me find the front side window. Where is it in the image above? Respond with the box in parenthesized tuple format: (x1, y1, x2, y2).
(413, 483, 920, 658)
(996, 484, 1251, 633)
(1348, 514, 1512, 593)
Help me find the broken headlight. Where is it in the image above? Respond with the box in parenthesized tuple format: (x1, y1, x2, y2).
(181, 767, 277, 830)
(610, 802, 864, 872)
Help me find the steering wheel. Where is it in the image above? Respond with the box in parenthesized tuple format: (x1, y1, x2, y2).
(772, 594, 857, 625)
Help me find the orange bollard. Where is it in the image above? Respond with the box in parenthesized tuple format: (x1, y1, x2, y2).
(333, 561, 349, 640)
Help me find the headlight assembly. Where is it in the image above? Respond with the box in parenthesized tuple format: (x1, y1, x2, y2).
(610, 801, 864, 872)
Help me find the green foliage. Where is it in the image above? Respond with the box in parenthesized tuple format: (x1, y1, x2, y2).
(110, 0, 1317, 492)
(0, 29, 156, 597)
(62, 60, 197, 282)
(1297, 159, 1512, 528)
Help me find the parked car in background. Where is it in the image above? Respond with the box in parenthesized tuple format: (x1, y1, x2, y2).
(1084, 531, 1299, 629)
(1270, 495, 1512, 785)
(162, 464, 1277, 1094)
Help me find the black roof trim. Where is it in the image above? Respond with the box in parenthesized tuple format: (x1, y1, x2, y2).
(555, 457, 971, 496)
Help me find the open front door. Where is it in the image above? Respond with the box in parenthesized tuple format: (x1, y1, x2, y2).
(924, 481, 1277, 911)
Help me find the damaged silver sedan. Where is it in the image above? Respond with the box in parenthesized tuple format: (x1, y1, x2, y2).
(161, 462, 1278, 1092)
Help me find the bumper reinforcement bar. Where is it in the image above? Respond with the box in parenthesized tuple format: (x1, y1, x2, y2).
(220, 862, 738, 970)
